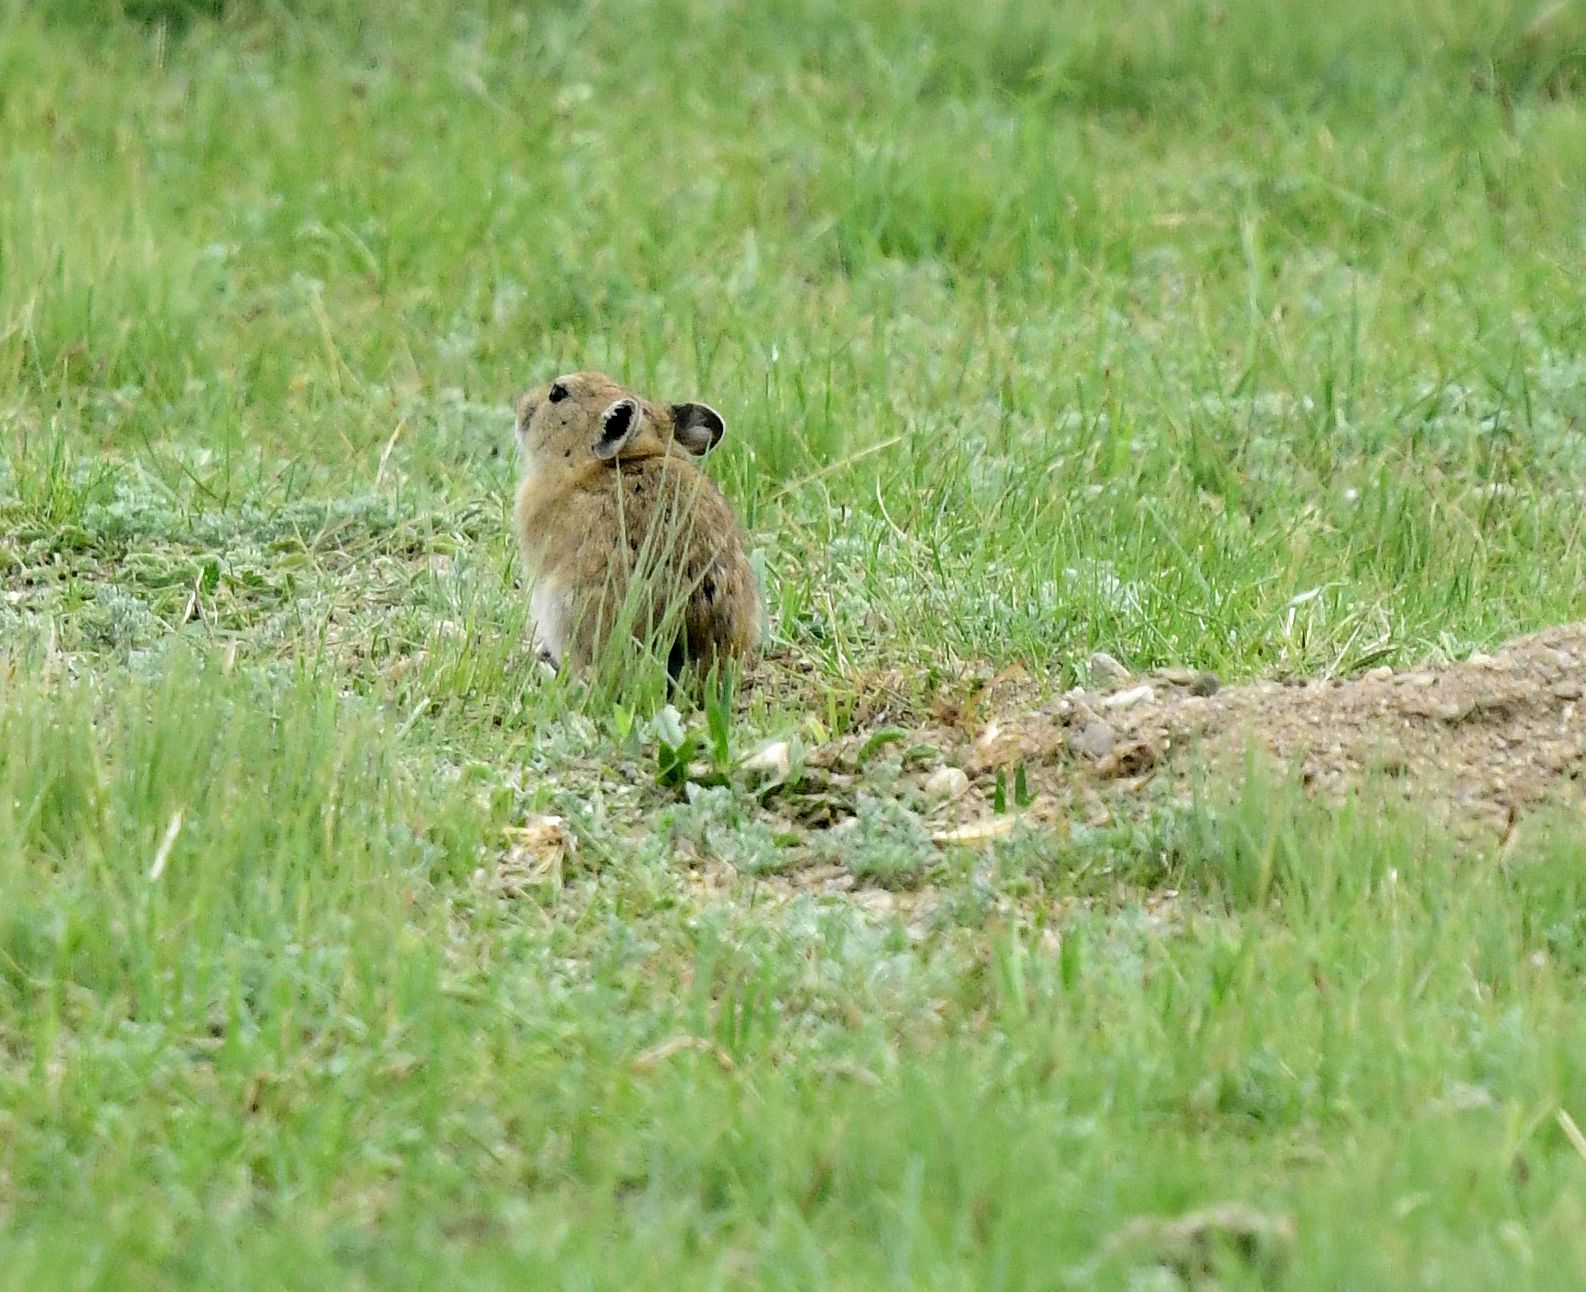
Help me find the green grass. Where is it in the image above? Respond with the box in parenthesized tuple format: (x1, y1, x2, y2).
(4, 0, 1586, 1285)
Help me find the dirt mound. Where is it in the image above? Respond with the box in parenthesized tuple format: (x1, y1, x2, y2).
(973, 622, 1586, 831)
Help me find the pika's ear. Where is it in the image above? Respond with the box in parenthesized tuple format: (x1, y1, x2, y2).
(671, 402, 725, 455)
(593, 397, 643, 461)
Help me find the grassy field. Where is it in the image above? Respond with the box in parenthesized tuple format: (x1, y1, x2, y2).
(4, 0, 1586, 1286)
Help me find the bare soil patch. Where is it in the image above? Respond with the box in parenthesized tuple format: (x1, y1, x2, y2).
(968, 622, 1586, 834)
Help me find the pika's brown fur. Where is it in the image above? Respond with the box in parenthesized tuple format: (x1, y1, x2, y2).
(513, 370, 760, 679)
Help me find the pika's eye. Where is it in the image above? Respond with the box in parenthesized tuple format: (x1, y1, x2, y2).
(548, 383, 569, 404)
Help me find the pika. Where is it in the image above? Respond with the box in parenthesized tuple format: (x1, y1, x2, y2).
(513, 370, 761, 680)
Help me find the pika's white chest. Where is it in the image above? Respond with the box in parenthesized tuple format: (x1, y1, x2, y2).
(528, 578, 571, 667)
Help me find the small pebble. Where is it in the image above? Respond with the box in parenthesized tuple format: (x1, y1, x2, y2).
(1071, 721, 1117, 759)
(1103, 684, 1156, 711)
(1364, 665, 1394, 682)
(741, 740, 791, 780)
(1087, 650, 1130, 686)
(924, 766, 970, 801)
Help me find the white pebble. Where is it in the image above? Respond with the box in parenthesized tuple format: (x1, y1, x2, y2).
(925, 767, 970, 801)
(1087, 650, 1131, 685)
(741, 739, 791, 780)
(1103, 684, 1156, 710)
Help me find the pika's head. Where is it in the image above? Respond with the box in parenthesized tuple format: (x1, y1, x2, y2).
(514, 371, 725, 477)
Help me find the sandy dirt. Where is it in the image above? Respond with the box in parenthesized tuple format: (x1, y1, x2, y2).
(966, 621, 1586, 833)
